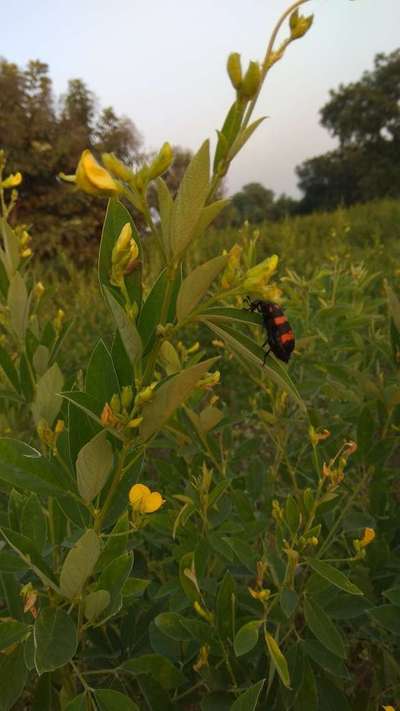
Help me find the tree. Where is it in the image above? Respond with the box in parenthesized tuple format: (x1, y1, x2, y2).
(0, 59, 142, 261)
(231, 182, 275, 225)
(296, 49, 400, 212)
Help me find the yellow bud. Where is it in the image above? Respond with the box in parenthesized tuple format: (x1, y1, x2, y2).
(248, 586, 270, 601)
(20, 248, 32, 259)
(383, 706, 395, 711)
(75, 150, 120, 195)
(101, 153, 133, 182)
(243, 254, 278, 292)
(127, 416, 143, 429)
(121, 385, 133, 410)
(309, 426, 331, 447)
(1, 172, 22, 189)
(135, 383, 157, 408)
(110, 394, 121, 414)
(240, 61, 261, 100)
(360, 527, 375, 548)
(55, 420, 64, 434)
(148, 142, 173, 180)
(212, 339, 225, 349)
(34, 282, 45, 299)
(289, 10, 314, 40)
(308, 537, 319, 546)
(187, 342, 200, 354)
(193, 601, 213, 623)
(227, 53, 243, 90)
(198, 371, 220, 389)
(113, 223, 133, 261)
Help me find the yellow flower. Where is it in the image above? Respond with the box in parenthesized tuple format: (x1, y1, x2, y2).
(243, 254, 278, 292)
(383, 706, 395, 711)
(360, 527, 375, 548)
(129, 483, 165, 513)
(221, 243, 242, 289)
(33, 282, 45, 299)
(1, 172, 22, 189)
(61, 150, 119, 195)
(248, 586, 270, 601)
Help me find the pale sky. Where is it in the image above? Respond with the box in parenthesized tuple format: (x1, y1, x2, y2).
(3, 0, 399, 196)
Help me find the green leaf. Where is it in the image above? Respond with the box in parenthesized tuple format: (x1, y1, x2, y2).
(303, 596, 345, 658)
(230, 679, 265, 711)
(84, 589, 111, 622)
(156, 179, 173, 257)
(62, 391, 104, 426)
(280, 589, 299, 618)
(201, 317, 305, 410)
(303, 639, 349, 679)
(59, 529, 101, 600)
(0, 343, 19, 392)
(176, 255, 228, 323)
(7, 272, 28, 341)
(233, 620, 262, 657)
(76, 430, 113, 504)
(0, 437, 68, 496)
(0, 218, 20, 278)
(178, 551, 200, 603)
(65, 695, 87, 711)
(0, 645, 28, 711)
(95, 689, 139, 711)
(86, 339, 120, 405)
(102, 451, 143, 528)
(140, 357, 218, 440)
(0, 527, 58, 591)
(34, 608, 77, 674)
(307, 559, 363, 596)
(154, 612, 192, 642)
(0, 619, 30, 651)
(123, 577, 150, 600)
(31, 363, 64, 426)
(96, 552, 133, 621)
(96, 512, 129, 571)
(0, 551, 27, 573)
(216, 571, 236, 640)
(122, 654, 186, 690)
(105, 288, 142, 365)
(383, 588, 400, 606)
(193, 199, 230, 239)
(368, 605, 400, 634)
(294, 659, 317, 711)
(265, 631, 291, 688)
(99, 199, 142, 307)
(20, 493, 47, 552)
(137, 269, 167, 351)
(229, 116, 267, 160)
(172, 140, 210, 256)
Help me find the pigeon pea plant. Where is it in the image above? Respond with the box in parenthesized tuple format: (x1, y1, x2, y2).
(1, 2, 395, 711)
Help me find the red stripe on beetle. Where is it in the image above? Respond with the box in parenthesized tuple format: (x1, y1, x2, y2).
(274, 315, 287, 326)
(280, 331, 294, 344)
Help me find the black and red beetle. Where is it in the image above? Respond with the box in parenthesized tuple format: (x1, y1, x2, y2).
(244, 298, 295, 363)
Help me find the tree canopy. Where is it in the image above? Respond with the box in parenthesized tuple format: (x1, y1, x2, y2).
(296, 49, 400, 212)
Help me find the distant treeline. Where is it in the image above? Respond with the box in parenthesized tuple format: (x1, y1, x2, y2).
(0, 49, 399, 258)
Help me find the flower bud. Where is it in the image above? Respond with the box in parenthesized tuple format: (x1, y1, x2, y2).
(101, 152, 133, 182)
(1, 172, 22, 189)
(121, 385, 133, 410)
(227, 53, 243, 91)
(110, 393, 121, 414)
(66, 150, 120, 195)
(33, 282, 45, 299)
(289, 10, 314, 40)
(148, 143, 173, 180)
(240, 61, 261, 100)
(112, 223, 132, 262)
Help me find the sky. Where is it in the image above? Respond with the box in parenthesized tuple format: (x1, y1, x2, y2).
(2, 0, 400, 197)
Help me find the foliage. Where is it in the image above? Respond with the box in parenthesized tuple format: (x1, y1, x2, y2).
(220, 183, 298, 227)
(297, 49, 400, 212)
(0, 3, 399, 710)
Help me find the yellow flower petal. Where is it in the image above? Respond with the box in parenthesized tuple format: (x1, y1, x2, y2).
(360, 527, 375, 548)
(76, 150, 119, 194)
(129, 483, 151, 509)
(141, 491, 164, 513)
(1, 172, 22, 189)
